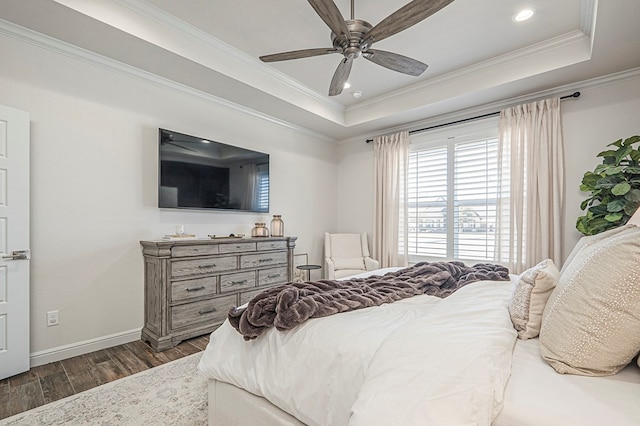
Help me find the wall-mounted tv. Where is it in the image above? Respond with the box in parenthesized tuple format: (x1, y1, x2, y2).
(158, 129, 269, 212)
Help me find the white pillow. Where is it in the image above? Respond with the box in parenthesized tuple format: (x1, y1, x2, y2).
(560, 224, 631, 274)
(540, 224, 640, 376)
(509, 259, 559, 340)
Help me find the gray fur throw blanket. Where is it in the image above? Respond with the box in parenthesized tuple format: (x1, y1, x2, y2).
(228, 261, 510, 340)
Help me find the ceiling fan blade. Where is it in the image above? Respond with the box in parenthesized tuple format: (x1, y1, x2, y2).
(328, 58, 353, 96)
(307, 0, 351, 41)
(167, 141, 198, 152)
(363, 49, 428, 76)
(364, 0, 454, 45)
(260, 48, 339, 62)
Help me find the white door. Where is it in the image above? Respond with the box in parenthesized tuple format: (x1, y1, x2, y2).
(0, 105, 30, 380)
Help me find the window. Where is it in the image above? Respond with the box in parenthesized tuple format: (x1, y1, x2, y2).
(403, 119, 506, 263)
(256, 163, 270, 211)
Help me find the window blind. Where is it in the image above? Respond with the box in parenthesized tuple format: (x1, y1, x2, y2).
(404, 134, 504, 263)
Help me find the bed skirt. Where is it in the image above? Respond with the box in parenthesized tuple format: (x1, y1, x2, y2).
(209, 380, 306, 426)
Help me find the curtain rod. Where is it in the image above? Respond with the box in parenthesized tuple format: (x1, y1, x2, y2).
(365, 91, 581, 143)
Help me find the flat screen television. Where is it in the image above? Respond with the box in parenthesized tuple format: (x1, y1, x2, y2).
(158, 128, 269, 212)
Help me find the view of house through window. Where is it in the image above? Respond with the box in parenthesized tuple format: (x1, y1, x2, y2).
(402, 119, 506, 263)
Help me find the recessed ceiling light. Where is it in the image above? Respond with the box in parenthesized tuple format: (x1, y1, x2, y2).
(352, 91, 363, 99)
(343, 82, 351, 89)
(201, 139, 211, 143)
(514, 9, 534, 22)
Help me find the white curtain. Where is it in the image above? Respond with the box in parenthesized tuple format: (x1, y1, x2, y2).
(373, 131, 409, 268)
(240, 164, 258, 210)
(495, 98, 565, 273)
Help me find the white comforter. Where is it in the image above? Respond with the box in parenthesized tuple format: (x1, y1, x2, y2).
(198, 273, 518, 426)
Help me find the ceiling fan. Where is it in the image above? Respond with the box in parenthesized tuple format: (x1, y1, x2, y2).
(160, 132, 198, 152)
(259, 0, 455, 96)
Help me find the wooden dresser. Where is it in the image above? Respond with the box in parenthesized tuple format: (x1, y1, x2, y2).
(140, 236, 297, 351)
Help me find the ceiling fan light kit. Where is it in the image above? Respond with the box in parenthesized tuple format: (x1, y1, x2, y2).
(259, 0, 455, 96)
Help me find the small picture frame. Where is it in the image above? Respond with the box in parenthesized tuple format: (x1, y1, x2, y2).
(293, 253, 308, 282)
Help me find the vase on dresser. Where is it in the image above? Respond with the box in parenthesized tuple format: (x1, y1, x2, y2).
(270, 215, 284, 237)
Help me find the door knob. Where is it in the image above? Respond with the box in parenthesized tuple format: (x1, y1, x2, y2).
(2, 250, 30, 260)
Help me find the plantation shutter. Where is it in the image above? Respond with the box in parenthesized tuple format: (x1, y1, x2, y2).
(404, 123, 501, 263)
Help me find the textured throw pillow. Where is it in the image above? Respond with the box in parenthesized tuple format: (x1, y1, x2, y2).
(540, 224, 640, 376)
(560, 224, 632, 274)
(509, 259, 559, 340)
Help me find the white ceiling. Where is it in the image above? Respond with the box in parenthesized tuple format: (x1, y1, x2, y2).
(1, 0, 639, 140)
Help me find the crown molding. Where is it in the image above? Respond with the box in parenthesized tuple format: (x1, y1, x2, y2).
(580, 0, 597, 37)
(50, 0, 346, 125)
(0, 18, 337, 143)
(345, 30, 591, 126)
(343, 66, 640, 145)
(110, 0, 338, 109)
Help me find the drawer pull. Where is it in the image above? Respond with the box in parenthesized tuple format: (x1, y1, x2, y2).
(267, 274, 281, 279)
(258, 258, 273, 263)
(230, 280, 248, 286)
(198, 264, 217, 269)
(186, 286, 206, 292)
(199, 307, 217, 315)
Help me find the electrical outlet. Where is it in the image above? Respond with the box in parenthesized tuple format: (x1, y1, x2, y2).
(47, 310, 59, 327)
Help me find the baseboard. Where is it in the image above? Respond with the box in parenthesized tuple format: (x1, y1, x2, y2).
(29, 328, 142, 367)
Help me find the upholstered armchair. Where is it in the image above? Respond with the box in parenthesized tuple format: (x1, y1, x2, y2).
(324, 232, 380, 279)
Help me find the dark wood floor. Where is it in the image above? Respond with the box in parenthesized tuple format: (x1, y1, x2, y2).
(0, 335, 209, 421)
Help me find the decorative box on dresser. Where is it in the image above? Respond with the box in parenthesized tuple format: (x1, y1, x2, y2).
(140, 236, 297, 351)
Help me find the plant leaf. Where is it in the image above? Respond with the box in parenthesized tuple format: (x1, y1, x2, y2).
(605, 166, 625, 175)
(576, 216, 589, 235)
(607, 199, 626, 212)
(581, 171, 600, 187)
(614, 145, 633, 165)
(608, 138, 623, 148)
(596, 149, 617, 158)
(588, 204, 609, 216)
(595, 176, 622, 189)
(624, 201, 640, 215)
(580, 198, 591, 210)
(624, 188, 640, 202)
(605, 212, 624, 222)
(611, 182, 631, 195)
(622, 135, 640, 146)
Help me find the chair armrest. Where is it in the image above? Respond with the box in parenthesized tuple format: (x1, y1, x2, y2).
(324, 258, 336, 280)
(364, 257, 380, 271)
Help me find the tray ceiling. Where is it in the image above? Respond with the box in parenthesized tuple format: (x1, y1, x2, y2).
(1, 0, 639, 139)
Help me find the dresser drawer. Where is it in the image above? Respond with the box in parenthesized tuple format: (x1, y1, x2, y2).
(219, 242, 257, 253)
(171, 277, 217, 302)
(239, 287, 270, 305)
(220, 271, 256, 293)
(257, 240, 287, 251)
(171, 256, 237, 278)
(258, 266, 288, 286)
(172, 244, 219, 257)
(241, 251, 287, 269)
(170, 294, 236, 330)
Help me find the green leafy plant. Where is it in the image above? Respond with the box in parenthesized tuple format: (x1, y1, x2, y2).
(576, 135, 640, 235)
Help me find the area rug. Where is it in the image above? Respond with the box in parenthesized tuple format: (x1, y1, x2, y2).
(1, 353, 208, 425)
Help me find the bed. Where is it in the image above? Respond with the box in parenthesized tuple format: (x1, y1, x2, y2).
(198, 225, 640, 425)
